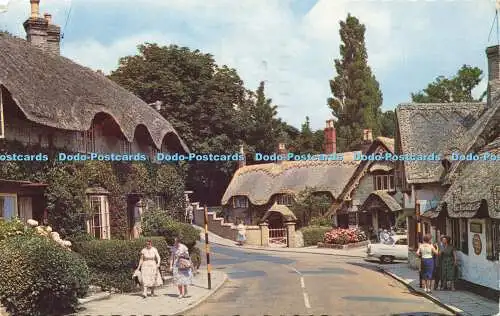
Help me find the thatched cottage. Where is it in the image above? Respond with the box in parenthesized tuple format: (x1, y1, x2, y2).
(396, 44, 500, 295)
(327, 136, 403, 239)
(0, 1, 189, 239)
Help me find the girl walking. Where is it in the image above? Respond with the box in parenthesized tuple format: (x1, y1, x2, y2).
(417, 234, 438, 293)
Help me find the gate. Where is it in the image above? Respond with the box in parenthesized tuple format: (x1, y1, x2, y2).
(269, 228, 287, 247)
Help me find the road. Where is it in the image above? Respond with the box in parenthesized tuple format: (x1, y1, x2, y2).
(187, 244, 453, 316)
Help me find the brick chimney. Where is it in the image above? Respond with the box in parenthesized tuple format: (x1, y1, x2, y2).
(323, 119, 336, 154)
(277, 143, 287, 163)
(238, 144, 246, 169)
(23, 0, 48, 50)
(486, 45, 500, 104)
(45, 13, 61, 55)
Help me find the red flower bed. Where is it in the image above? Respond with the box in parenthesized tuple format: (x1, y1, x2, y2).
(324, 228, 367, 245)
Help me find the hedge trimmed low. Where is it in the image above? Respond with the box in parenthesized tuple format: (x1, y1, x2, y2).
(74, 237, 169, 292)
(0, 235, 90, 316)
(300, 226, 331, 246)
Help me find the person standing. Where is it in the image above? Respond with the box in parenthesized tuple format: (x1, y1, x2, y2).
(136, 240, 163, 298)
(169, 237, 193, 298)
(416, 234, 438, 293)
(440, 236, 457, 290)
(236, 221, 247, 246)
(433, 235, 445, 290)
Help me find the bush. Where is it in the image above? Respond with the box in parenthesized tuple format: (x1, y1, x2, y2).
(190, 246, 202, 269)
(142, 209, 200, 251)
(324, 228, 367, 245)
(0, 235, 90, 316)
(309, 217, 333, 227)
(300, 226, 331, 246)
(0, 218, 34, 241)
(74, 237, 169, 292)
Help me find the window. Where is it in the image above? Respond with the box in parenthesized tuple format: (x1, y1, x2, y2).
(84, 129, 95, 153)
(373, 174, 395, 191)
(486, 219, 500, 261)
(87, 195, 110, 239)
(424, 222, 430, 235)
(120, 139, 131, 154)
(276, 194, 293, 206)
(151, 146, 159, 160)
(0, 87, 4, 139)
(0, 194, 17, 220)
(233, 196, 248, 208)
(348, 212, 358, 226)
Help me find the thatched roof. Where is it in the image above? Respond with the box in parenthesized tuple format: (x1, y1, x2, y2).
(221, 152, 361, 205)
(438, 135, 500, 219)
(0, 34, 189, 153)
(396, 102, 486, 184)
(326, 137, 395, 216)
(360, 190, 402, 212)
(443, 87, 500, 185)
(261, 203, 297, 222)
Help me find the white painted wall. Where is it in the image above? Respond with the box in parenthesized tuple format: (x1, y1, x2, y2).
(457, 219, 500, 290)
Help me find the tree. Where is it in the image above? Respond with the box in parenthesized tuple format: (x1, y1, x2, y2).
(379, 110, 395, 138)
(327, 14, 383, 151)
(290, 187, 332, 228)
(109, 44, 251, 206)
(292, 117, 324, 154)
(411, 65, 486, 103)
(246, 81, 282, 155)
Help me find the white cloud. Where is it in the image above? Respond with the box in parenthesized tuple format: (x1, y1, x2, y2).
(0, 0, 495, 130)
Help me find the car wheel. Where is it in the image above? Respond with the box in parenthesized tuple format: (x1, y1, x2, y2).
(380, 256, 394, 264)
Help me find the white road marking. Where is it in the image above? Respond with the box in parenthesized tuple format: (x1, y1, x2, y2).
(303, 292, 311, 309)
(289, 265, 302, 275)
(300, 277, 305, 288)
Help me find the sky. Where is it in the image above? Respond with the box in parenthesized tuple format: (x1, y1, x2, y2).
(0, 0, 495, 130)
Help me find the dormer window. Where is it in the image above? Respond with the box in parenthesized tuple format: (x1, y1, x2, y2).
(120, 139, 131, 154)
(442, 158, 451, 173)
(232, 196, 248, 208)
(0, 87, 5, 139)
(276, 194, 294, 206)
(374, 174, 395, 191)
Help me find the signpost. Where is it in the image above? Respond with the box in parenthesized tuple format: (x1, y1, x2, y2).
(204, 205, 212, 290)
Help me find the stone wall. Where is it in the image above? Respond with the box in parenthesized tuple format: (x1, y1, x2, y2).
(193, 205, 263, 246)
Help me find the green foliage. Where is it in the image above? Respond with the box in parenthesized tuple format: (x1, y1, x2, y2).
(380, 110, 395, 138)
(290, 187, 332, 227)
(327, 14, 383, 151)
(309, 216, 332, 227)
(141, 208, 200, 251)
(411, 65, 485, 103)
(0, 235, 90, 316)
(290, 117, 324, 154)
(0, 218, 34, 241)
(74, 237, 168, 292)
(44, 163, 88, 239)
(300, 226, 331, 246)
(190, 246, 202, 269)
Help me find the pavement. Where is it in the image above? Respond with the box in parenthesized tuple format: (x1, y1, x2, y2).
(196, 225, 367, 258)
(73, 269, 227, 316)
(380, 263, 499, 316)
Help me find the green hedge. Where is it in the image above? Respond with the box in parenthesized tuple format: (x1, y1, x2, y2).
(0, 218, 34, 241)
(74, 237, 169, 293)
(300, 226, 331, 246)
(0, 235, 90, 316)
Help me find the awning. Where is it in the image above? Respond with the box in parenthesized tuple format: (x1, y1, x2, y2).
(360, 190, 402, 213)
(261, 203, 297, 222)
(369, 162, 394, 173)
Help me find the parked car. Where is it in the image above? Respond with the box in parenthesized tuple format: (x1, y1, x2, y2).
(366, 235, 408, 263)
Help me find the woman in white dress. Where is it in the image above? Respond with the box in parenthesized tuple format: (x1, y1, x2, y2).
(136, 240, 163, 298)
(169, 237, 193, 298)
(236, 221, 246, 246)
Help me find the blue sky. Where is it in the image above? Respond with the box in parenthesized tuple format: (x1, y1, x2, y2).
(0, 0, 494, 130)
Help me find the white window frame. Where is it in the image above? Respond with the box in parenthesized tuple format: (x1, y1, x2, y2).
(276, 194, 294, 206)
(232, 196, 248, 208)
(373, 174, 395, 191)
(86, 195, 110, 239)
(0, 87, 4, 139)
(0, 193, 18, 220)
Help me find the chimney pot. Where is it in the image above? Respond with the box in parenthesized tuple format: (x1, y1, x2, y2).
(238, 144, 246, 169)
(30, 0, 40, 18)
(44, 13, 52, 24)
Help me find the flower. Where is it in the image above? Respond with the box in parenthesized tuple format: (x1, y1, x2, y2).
(62, 240, 72, 247)
(27, 219, 38, 227)
(45, 226, 52, 233)
(50, 232, 60, 241)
